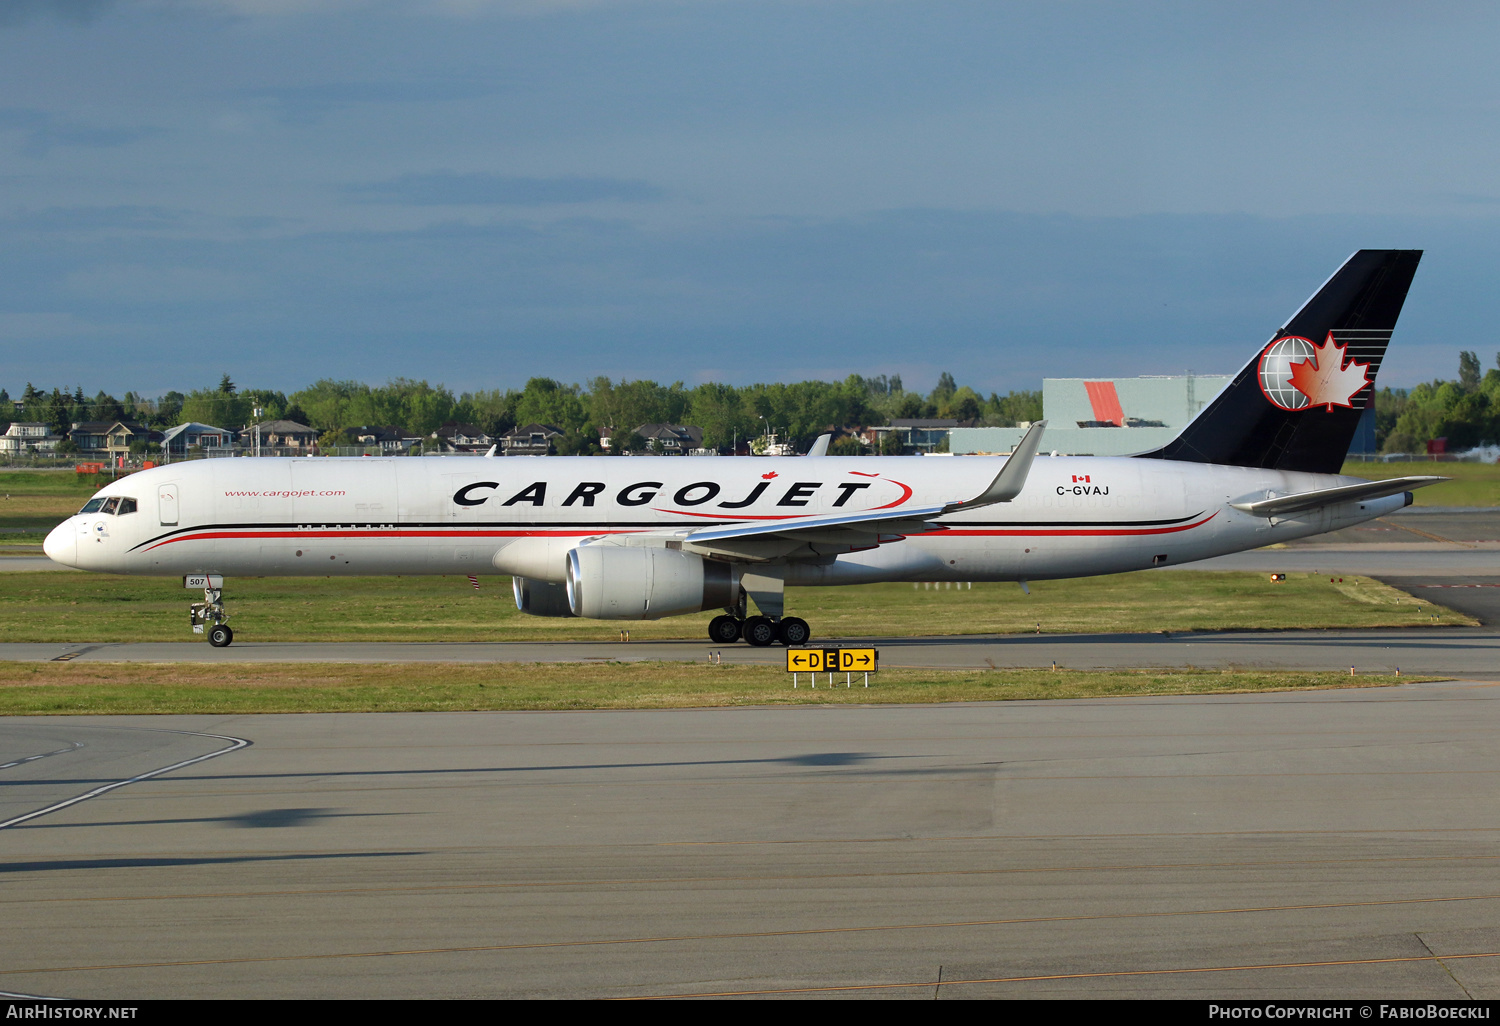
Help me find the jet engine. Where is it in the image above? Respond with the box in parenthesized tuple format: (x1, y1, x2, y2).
(566, 546, 739, 620)
(513, 576, 576, 617)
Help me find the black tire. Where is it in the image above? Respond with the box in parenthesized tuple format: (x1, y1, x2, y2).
(708, 615, 743, 643)
(743, 616, 777, 647)
(777, 617, 811, 646)
(208, 624, 233, 648)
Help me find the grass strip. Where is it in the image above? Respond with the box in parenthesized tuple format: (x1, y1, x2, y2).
(0, 470, 103, 531)
(1338, 460, 1500, 507)
(0, 571, 1473, 644)
(0, 662, 1435, 715)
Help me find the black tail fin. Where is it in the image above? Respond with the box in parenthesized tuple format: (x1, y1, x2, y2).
(1136, 249, 1421, 474)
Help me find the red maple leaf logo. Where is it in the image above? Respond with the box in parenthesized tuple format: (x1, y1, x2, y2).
(761, 471, 778, 480)
(1287, 333, 1371, 411)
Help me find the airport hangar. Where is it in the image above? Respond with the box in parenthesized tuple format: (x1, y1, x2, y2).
(950, 372, 1376, 458)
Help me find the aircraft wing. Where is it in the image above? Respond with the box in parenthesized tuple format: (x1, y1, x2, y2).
(677, 422, 1047, 560)
(1229, 475, 1446, 518)
(683, 503, 952, 544)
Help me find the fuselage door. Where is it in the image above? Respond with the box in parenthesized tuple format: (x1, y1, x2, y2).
(158, 483, 179, 526)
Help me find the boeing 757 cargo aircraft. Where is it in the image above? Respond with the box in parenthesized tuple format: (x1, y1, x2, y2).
(46, 250, 1441, 648)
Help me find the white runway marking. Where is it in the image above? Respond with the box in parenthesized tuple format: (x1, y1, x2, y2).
(0, 742, 82, 770)
(0, 729, 251, 831)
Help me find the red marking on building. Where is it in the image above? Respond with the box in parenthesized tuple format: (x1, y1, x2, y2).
(1084, 381, 1125, 426)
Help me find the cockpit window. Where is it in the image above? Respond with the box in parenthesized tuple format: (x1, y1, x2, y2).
(79, 498, 106, 514)
(117, 498, 137, 515)
(101, 497, 120, 515)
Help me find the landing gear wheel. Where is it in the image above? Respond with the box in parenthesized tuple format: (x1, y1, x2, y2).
(708, 615, 743, 643)
(743, 616, 777, 647)
(777, 617, 811, 646)
(208, 624, 233, 648)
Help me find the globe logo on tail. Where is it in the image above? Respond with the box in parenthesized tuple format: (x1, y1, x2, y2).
(1257, 333, 1371, 412)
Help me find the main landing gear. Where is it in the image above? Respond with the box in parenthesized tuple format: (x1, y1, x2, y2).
(190, 577, 234, 648)
(706, 573, 808, 647)
(707, 614, 811, 648)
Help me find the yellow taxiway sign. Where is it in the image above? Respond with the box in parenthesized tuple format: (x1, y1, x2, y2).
(785, 648, 878, 672)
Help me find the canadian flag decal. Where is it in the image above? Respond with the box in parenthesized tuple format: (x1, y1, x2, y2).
(1072, 475, 1090, 483)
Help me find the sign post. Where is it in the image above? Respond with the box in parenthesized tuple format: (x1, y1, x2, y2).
(786, 647, 878, 688)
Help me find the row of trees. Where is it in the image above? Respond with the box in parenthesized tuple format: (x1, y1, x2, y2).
(2, 373, 1044, 454)
(15, 352, 1500, 457)
(1375, 352, 1500, 454)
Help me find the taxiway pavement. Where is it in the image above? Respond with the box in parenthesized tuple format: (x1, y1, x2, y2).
(0, 627, 1495, 677)
(4, 685, 1500, 999)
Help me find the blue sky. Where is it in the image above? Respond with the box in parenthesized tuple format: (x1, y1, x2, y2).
(2, 0, 1498, 398)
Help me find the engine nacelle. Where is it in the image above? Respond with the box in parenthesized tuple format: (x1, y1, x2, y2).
(513, 576, 576, 617)
(492, 536, 579, 583)
(566, 546, 739, 620)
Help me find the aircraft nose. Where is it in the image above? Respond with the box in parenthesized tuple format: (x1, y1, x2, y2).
(43, 520, 78, 567)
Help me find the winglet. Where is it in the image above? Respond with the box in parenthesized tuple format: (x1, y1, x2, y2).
(483, 444, 498, 458)
(806, 433, 832, 457)
(945, 421, 1047, 512)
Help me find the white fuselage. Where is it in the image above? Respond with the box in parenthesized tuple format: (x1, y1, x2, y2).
(44, 454, 1403, 589)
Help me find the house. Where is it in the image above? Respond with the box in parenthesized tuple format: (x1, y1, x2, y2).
(500, 423, 563, 456)
(0, 422, 64, 453)
(433, 422, 495, 454)
(602, 423, 704, 454)
(161, 422, 235, 455)
(237, 420, 318, 452)
(69, 421, 159, 458)
(352, 425, 422, 454)
(636, 423, 703, 455)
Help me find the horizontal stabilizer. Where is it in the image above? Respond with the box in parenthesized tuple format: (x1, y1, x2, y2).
(1230, 476, 1446, 518)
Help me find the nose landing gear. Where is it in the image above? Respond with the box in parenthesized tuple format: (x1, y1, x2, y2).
(188, 575, 233, 647)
